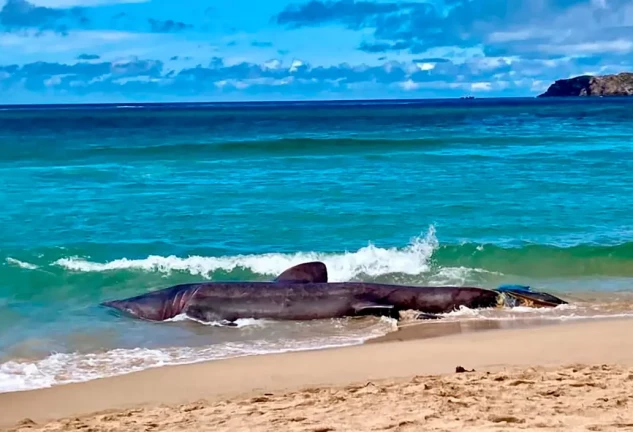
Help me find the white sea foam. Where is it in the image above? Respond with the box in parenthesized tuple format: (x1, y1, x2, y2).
(5, 257, 38, 270)
(10, 226, 633, 393)
(0, 317, 398, 393)
(437, 303, 633, 322)
(2, 303, 631, 393)
(166, 314, 267, 328)
(52, 226, 492, 283)
(2, 304, 631, 394)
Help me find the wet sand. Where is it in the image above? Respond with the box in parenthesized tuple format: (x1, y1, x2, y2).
(2, 317, 633, 431)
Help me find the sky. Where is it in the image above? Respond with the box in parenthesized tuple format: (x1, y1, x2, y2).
(0, 0, 632, 103)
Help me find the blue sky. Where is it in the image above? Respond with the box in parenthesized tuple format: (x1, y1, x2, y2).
(1, 0, 632, 103)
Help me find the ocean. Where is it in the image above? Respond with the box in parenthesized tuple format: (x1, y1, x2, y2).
(2, 97, 633, 392)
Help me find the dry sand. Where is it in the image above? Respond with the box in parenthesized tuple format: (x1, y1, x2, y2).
(2, 318, 633, 431)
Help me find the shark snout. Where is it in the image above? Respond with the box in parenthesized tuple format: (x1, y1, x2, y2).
(102, 299, 146, 319)
(102, 297, 173, 321)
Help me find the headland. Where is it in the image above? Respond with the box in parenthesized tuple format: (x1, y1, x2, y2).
(539, 72, 633, 97)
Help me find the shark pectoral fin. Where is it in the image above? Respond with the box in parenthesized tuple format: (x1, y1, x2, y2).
(414, 312, 443, 320)
(274, 261, 328, 283)
(220, 320, 238, 327)
(183, 304, 224, 324)
(352, 300, 394, 312)
(351, 301, 398, 318)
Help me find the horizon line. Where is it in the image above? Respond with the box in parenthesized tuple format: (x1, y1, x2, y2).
(5, 94, 633, 109)
(0, 95, 537, 108)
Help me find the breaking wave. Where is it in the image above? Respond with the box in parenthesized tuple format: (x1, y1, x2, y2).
(5, 226, 633, 291)
(52, 228, 442, 282)
(3, 227, 633, 394)
(43, 229, 633, 282)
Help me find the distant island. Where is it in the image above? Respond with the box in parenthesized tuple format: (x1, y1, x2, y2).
(538, 72, 633, 97)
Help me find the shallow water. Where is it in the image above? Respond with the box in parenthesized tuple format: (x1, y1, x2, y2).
(2, 98, 633, 392)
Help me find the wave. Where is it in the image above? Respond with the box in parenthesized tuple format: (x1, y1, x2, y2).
(1, 135, 605, 166)
(3, 304, 633, 393)
(0, 138, 457, 165)
(4, 225, 633, 393)
(50, 241, 633, 282)
(6, 227, 633, 288)
(0, 316, 398, 393)
(5, 258, 37, 270)
(432, 241, 633, 278)
(52, 227, 441, 282)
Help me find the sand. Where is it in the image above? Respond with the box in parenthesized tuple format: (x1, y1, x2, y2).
(2, 318, 633, 431)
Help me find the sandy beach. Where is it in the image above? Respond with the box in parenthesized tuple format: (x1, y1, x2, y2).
(2, 317, 633, 431)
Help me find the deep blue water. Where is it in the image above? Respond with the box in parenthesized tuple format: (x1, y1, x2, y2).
(1, 97, 633, 391)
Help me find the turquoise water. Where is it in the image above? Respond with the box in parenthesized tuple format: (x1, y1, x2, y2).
(2, 98, 633, 391)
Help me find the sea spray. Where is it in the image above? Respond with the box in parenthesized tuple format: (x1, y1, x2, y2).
(43, 233, 633, 281)
(5, 258, 38, 270)
(52, 227, 441, 281)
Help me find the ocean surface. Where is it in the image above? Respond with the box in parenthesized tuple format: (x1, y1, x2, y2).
(2, 97, 633, 392)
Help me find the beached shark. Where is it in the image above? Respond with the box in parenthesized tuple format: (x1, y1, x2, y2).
(101, 261, 567, 325)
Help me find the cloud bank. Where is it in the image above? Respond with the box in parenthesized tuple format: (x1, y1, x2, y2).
(1, 0, 632, 102)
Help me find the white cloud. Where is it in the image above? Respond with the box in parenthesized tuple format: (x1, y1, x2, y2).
(0, 30, 145, 58)
(263, 59, 282, 70)
(214, 79, 249, 90)
(289, 59, 304, 72)
(0, 29, 139, 48)
(415, 62, 435, 71)
(530, 80, 547, 92)
(471, 82, 492, 91)
(538, 39, 633, 55)
(398, 79, 420, 90)
(44, 74, 69, 86)
(487, 29, 538, 43)
(112, 76, 162, 84)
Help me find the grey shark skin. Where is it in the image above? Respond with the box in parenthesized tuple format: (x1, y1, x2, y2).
(101, 261, 567, 323)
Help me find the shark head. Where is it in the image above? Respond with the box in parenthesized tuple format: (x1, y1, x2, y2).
(101, 298, 166, 321)
(101, 284, 199, 321)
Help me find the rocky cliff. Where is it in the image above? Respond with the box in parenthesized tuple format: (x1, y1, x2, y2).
(538, 72, 633, 97)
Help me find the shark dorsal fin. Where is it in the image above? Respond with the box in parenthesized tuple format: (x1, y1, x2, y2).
(274, 261, 328, 283)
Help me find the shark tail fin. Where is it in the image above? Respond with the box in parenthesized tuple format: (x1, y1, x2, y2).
(495, 284, 568, 308)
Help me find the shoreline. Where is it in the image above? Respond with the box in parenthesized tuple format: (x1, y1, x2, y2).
(368, 313, 577, 344)
(2, 317, 633, 430)
(0, 311, 613, 395)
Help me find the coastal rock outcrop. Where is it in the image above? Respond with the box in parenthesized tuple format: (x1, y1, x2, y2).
(538, 72, 633, 97)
